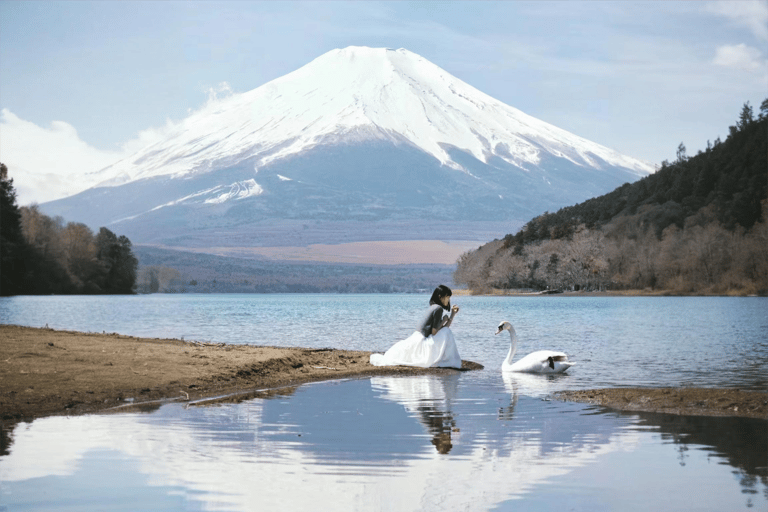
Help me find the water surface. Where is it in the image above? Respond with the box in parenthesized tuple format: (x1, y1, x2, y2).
(1, 294, 766, 511)
(1, 377, 765, 511)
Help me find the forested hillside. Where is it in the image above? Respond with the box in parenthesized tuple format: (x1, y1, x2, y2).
(455, 100, 768, 295)
(0, 164, 138, 295)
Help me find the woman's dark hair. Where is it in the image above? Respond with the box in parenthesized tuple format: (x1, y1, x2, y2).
(429, 284, 452, 310)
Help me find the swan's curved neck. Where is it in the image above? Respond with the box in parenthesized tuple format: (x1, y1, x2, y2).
(505, 329, 518, 365)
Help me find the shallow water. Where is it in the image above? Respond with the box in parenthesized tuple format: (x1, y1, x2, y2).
(1, 377, 766, 511)
(1, 294, 767, 510)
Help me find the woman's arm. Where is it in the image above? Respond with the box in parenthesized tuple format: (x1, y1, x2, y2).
(432, 305, 459, 335)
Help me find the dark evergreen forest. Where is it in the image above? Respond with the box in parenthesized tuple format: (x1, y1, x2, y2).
(0, 163, 138, 296)
(455, 100, 768, 295)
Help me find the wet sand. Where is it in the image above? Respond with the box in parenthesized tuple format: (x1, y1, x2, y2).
(557, 388, 767, 419)
(0, 324, 481, 423)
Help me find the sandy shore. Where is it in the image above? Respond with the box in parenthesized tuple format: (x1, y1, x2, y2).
(2, 325, 765, 426)
(0, 324, 481, 423)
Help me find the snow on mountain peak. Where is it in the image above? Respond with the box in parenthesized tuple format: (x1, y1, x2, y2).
(91, 46, 653, 187)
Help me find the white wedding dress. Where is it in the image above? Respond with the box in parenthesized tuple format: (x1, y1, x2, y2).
(369, 327, 462, 369)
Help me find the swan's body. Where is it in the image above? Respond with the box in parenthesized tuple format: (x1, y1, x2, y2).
(496, 321, 574, 373)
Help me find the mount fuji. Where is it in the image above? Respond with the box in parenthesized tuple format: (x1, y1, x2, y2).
(42, 46, 654, 250)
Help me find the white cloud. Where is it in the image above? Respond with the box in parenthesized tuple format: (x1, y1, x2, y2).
(204, 81, 234, 104)
(0, 109, 169, 205)
(713, 43, 767, 72)
(707, 0, 768, 41)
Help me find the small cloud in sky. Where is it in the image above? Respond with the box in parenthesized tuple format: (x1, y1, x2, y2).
(0, 109, 169, 205)
(713, 43, 766, 72)
(187, 82, 235, 114)
(204, 82, 234, 104)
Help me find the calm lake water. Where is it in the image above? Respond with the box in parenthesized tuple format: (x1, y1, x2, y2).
(1, 294, 767, 511)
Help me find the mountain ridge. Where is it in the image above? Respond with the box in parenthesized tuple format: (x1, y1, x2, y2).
(42, 46, 654, 249)
(89, 46, 652, 188)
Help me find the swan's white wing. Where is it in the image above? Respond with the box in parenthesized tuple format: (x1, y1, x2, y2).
(507, 350, 573, 373)
(525, 350, 569, 361)
(507, 352, 549, 373)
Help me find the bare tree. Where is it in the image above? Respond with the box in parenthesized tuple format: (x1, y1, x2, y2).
(62, 222, 98, 291)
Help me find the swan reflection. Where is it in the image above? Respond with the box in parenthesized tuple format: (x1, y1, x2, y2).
(498, 372, 520, 420)
(499, 372, 574, 420)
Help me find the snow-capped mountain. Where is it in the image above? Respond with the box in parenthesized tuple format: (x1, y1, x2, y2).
(43, 46, 654, 248)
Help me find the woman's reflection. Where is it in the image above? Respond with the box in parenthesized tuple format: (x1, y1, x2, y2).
(371, 374, 460, 454)
(415, 402, 456, 454)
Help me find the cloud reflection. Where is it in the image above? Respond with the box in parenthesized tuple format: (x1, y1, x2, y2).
(1, 378, 643, 511)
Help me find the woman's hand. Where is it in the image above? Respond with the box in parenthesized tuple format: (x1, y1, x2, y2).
(440, 305, 459, 331)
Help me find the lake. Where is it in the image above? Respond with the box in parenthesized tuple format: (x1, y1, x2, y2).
(1, 294, 767, 511)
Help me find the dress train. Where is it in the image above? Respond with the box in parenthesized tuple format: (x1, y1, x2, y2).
(370, 328, 461, 368)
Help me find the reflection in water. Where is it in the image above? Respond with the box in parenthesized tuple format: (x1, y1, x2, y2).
(0, 377, 765, 511)
(498, 372, 572, 420)
(419, 405, 456, 454)
(628, 410, 768, 502)
(0, 425, 11, 457)
(0, 379, 641, 511)
(498, 373, 519, 421)
(188, 385, 299, 406)
(371, 375, 459, 454)
(508, 406, 768, 511)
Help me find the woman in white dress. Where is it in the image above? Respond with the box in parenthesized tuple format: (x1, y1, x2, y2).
(370, 285, 462, 368)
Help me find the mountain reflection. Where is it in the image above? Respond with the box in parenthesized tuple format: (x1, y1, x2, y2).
(2, 377, 765, 511)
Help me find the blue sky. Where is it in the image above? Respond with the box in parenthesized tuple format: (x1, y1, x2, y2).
(1, 1, 766, 203)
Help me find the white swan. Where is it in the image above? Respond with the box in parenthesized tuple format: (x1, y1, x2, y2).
(495, 321, 574, 373)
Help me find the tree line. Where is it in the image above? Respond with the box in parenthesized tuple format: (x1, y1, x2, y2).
(455, 99, 768, 295)
(0, 163, 137, 295)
